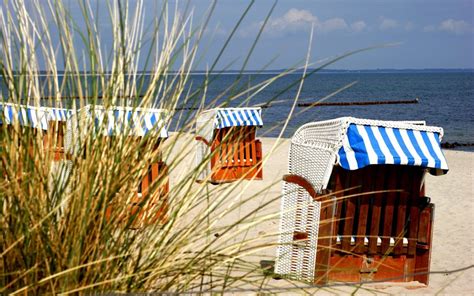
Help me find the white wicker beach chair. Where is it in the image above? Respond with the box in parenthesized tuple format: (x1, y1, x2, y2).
(275, 117, 448, 285)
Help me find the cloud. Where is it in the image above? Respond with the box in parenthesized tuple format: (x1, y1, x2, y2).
(319, 18, 348, 32)
(351, 21, 367, 32)
(439, 19, 473, 34)
(266, 8, 317, 33)
(422, 19, 473, 34)
(242, 8, 352, 37)
(379, 17, 399, 30)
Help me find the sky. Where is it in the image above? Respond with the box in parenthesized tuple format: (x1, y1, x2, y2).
(6, 0, 474, 71)
(194, 0, 474, 70)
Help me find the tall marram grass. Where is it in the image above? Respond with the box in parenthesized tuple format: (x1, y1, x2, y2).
(0, 0, 303, 294)
(0, 0, 383, 294)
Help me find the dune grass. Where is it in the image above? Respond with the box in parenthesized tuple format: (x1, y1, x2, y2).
(0, 0, 305, 293)
(0, 0, 401, 294)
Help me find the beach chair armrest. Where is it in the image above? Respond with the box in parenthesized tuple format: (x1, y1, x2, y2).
(195, 136, 210, 146)
(283, 174, 326, 201)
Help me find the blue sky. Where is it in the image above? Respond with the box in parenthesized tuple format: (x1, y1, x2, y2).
(18, 0, 474, 70)
(194, 0, 474, 70)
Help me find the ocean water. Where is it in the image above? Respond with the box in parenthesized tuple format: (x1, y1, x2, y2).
(173, 72, 474, 144)
(1, 71, 473, 144)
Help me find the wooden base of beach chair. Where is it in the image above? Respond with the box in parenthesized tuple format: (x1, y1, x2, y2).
(284, 165, 434, 285)
(205, 126, 263, 183)
(106, 161, 169, 228)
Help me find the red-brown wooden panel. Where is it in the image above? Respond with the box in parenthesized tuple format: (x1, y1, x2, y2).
(394, 170, 410, 255)
(368, 166, 385, 255)
(355, 166, 375, 254)
(239, 141, 245, 167)
(407, 168, 424, 256)
(331, 167, 345, 248)
(245, 139, 251, 166)
(341, 171, 361, 252)
(315, 195, 336, 284)
(414, 204, 434, 285)
(381, 166, 400, 254)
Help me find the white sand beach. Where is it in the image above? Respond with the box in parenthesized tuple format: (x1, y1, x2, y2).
(168, 135, 474, 294)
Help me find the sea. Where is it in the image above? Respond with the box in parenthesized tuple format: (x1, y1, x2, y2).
(174, 71, 474, 146)
(1, 70, 473, 147)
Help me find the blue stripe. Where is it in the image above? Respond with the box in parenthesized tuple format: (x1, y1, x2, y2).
(392, 128, 415, 166)
(346, 124, 369, 169)
(422, 131, 441, 168)
(338, 145, 350, 169)
(378, 127, 401, 165)
(245, 109, 256, 125)
(407, 129, 428, 167)
(8, 106, 13, 124)
(364, 125, 385, 165)
(224, 109, 237, 127)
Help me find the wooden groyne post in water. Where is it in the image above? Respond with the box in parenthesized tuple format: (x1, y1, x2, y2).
(297, 98, 419, 107)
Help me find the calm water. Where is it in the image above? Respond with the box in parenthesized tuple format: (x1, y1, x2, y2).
(173, 72, 474, 144)
(2, 71, 473, 144)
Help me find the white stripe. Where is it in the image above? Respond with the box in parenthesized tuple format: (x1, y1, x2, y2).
(233, 110, 245, 125)
(385, 128, 409, 165)
(356, 125, 378, 165)
(427, 132, 448, 170)
(371, 126, 394, 164)
(145, 114, 153, 130)
(413, 130, 436, 168)
(247, 109, 258, 125)
(342, 135, 358, 169)
(399, 129, 422, 165)
(29, 109, 38, 128)
(106, 111, 115, 135)
(20, 108, 27, 126)
(226, 110, 238, 127)
(159, 119, 168, 138)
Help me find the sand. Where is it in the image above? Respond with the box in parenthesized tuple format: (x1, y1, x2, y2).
(167, 135, 474, 294)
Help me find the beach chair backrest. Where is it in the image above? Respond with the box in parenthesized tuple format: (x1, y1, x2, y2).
(329, 165, 428, 256)
(211, 126, 258, 168)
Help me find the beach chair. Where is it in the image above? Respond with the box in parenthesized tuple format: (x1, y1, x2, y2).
(275, 117, 448, 285)
(0, 103, 71, 153)
(0, 103, 71, 169)
(66, 105, 169, 227)
(195, 107, 263, 183)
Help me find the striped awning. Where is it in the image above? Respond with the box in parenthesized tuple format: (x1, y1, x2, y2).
(45, 107, 72, 121)
(214, 107, 263, 129)
(338, 123, 448, 173)
(84, 106, 168, 138)
(1, 103, 73, 129)
(1, 103, 49, 129)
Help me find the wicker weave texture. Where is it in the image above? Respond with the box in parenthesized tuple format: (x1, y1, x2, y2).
(275, 181, 321, 282)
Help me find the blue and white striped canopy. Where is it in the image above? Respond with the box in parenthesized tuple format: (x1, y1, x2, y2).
(338, 123, 448, 173)
(46, 107, 72, 122)
(1, 103, 48, 129)
(214, 107, 263, 129)
(0, 103, 72, 129)
(83, 106, 168, 138)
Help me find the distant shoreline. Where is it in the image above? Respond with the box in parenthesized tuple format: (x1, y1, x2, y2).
(7, 68, 474, 77)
